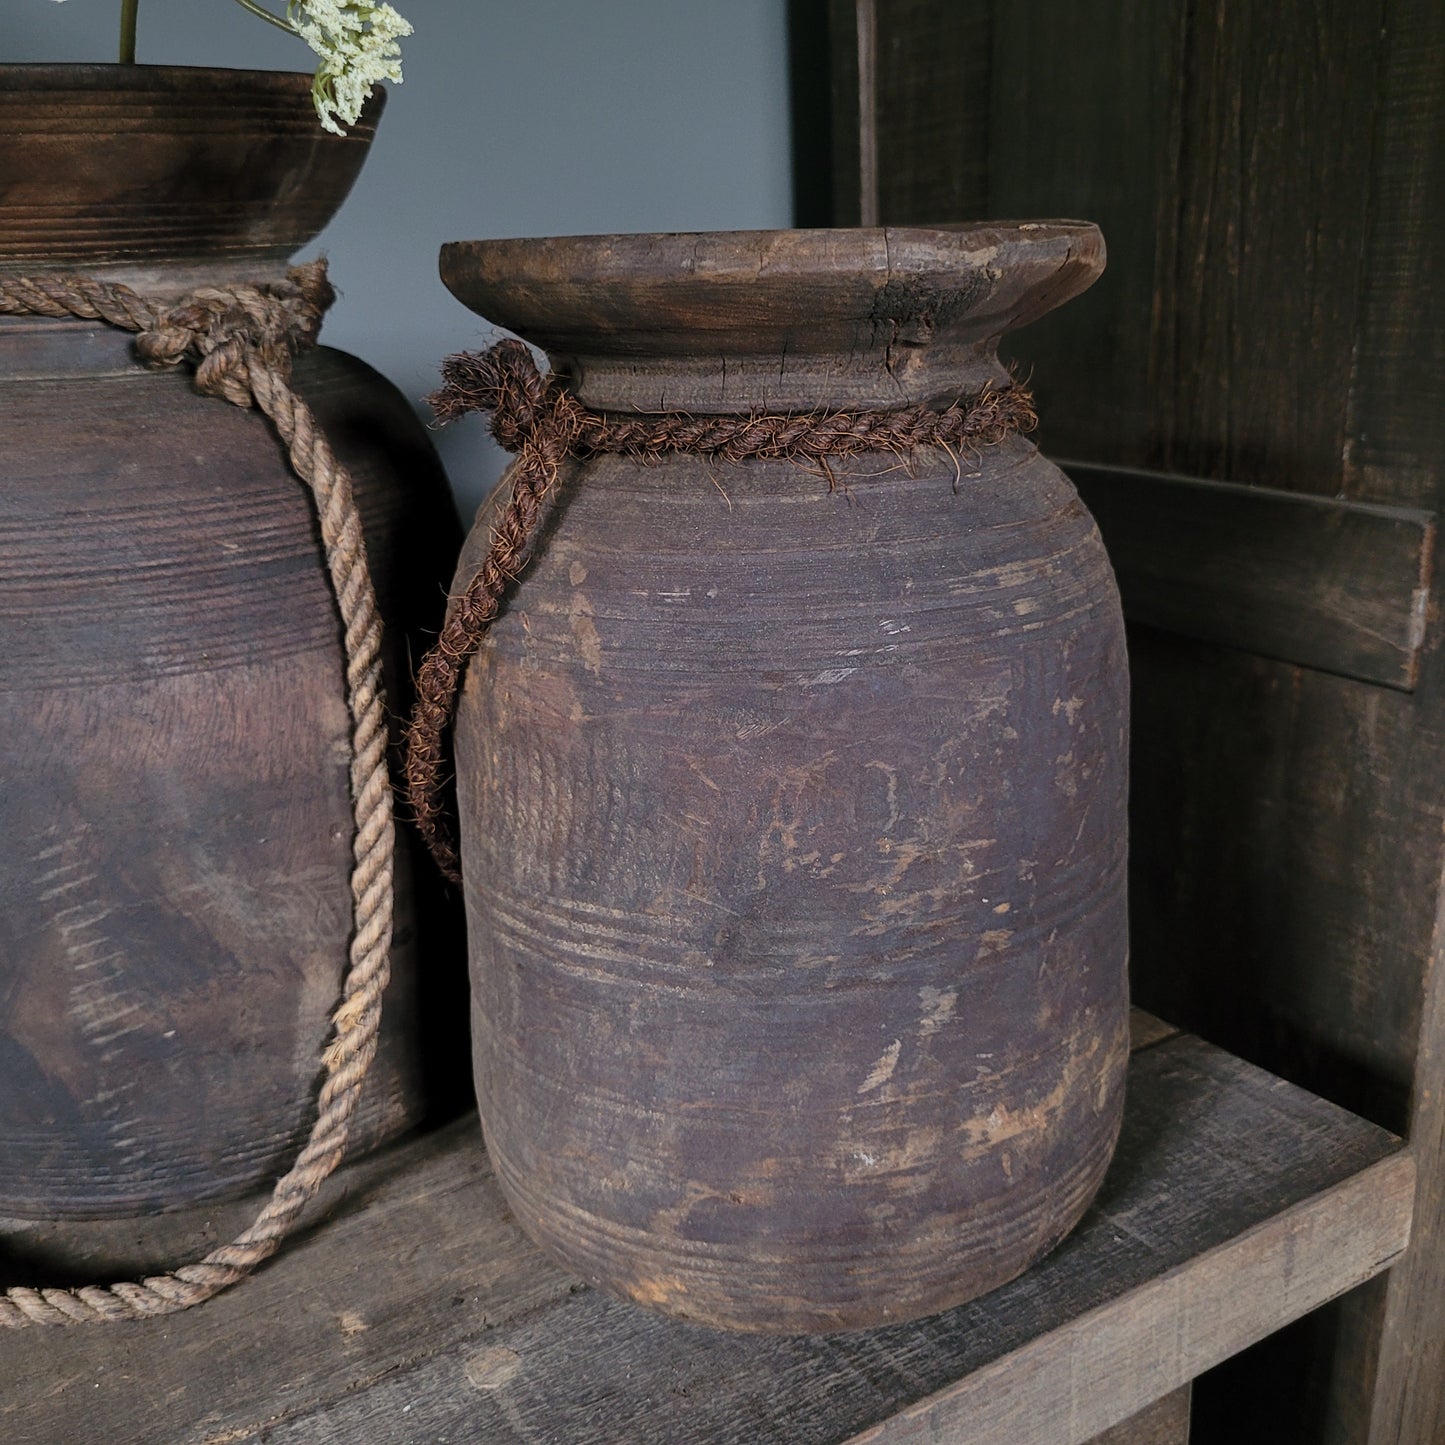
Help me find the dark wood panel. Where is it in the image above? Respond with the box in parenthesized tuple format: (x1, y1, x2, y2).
(827, 0, 869, 225)
(1068, 463, 1435, 691)
(1126, 629, 1444, 1136)
(1148, 0, 1383, 493)
(986, 0, 1188, 470)
(789, 0, 840, 228)
(1344, 7, 1445, 1436)
(872, 0, 992, 224)
(1342, 0, 1445, 509)
(823, 1, 1445, 1440)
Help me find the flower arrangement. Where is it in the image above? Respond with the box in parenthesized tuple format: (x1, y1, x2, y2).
(55, 0, 414, 134)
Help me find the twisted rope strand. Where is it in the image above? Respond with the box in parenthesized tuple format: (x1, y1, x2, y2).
(0, 258, 395, 1328)
(404, 339, 1038, 881)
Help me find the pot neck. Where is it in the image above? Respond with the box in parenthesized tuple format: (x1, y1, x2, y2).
(550, 340, 1015, 415)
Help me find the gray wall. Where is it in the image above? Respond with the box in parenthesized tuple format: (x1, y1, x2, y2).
(4, 1, 795, 512)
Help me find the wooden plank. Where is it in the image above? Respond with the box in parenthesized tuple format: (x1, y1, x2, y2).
(1128, 1009, 1180, 1054)
(986, 0, 1189, 470)
(788, 0, 839, 228)
(872, 0, 992, 225)
(1068, 463, 1435, 692)
(0, 1117, 579, 1444)
(826, 0, 869, 226)
(1087, 1386, 1191, 1445)
(1126, 632, 1442, 1135)
(1342, 4, 1445, 1443)
(44, 1032, 1393, 1445)
(1341, 0, 1445, 510)
(826, 1, 1444, 1439)
(1146, 0, 1384, 494)
(839, 1057, 1412, 1445)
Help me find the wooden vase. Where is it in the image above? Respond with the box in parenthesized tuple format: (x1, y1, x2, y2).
(0, 65, 465, 1279)
(439, 225, 1130, 1333)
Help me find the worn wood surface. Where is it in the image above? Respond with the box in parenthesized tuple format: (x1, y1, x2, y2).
(1124, 627, 1441, 1135)
(0, 350, 464, 1241)
(0, 65, 377, 283)
(1087, 1388, 1191, 1445)
(1067, 464, 1435, 692)
(1127, 1010, 1179, 1054)
(438, 224, 1105, 411)
(825, 0, 868, 226)
(988, 0, 1189, 472)
(1337, 7, 1445, 1442)
(0, 1031, 1407, 1444)
(0, 67, 465, 1261)
(1143, 0, 1383, 494)
(816, 1, 1445, 1438)
(440, 227, 1128, 1334)
(872, 0, 991, 226)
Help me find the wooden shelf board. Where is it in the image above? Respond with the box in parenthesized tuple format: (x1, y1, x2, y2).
(0, 1026, 1412, 1445)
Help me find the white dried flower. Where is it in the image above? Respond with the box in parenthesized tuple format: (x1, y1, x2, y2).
(287, 1, 414, 136)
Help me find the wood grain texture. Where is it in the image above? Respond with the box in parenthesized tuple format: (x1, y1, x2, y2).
(1146, 0, 1384, 493)
(1087, 1387, 1191, 1445)
(1342, 0, 1445, 510)
(1127, 1010, 1180, 1054)
(1126, 628, 1441, 1134)
(454, 438, 1130, 1334)
(439, 227, 1127, 1333)
(1333, 3, 1445, 1439)
(1068, 463, 1435, 691)
(0, 343, 465, 1243)
(0, 68, 466, 1267)
(987, 0, 1188, 471)
(826, 0, 866, 225)
(0, 1118, 576, 1443)
(872, 0, 991, 224)
(818, 0, 1445, 1436)
(4, 1033, 1393, 1445)
(0, 65, 377, 278)
(437, 223, 1105, 411)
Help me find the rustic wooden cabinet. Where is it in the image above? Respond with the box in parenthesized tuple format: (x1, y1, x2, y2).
(814, 1, 1444, 1440)
(2, 7, 1439, 1433)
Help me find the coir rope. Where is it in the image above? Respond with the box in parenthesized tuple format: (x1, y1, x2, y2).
(0, 259, 395, 1327)
(403, 338, 1038, 882)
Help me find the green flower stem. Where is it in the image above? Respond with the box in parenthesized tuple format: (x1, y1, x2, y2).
(119, 0, 139, 63)
(229, 0, 299, 35)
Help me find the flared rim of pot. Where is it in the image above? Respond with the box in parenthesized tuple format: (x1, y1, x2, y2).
(0, 64, 381, 277)
(438, 223, 1105, 413)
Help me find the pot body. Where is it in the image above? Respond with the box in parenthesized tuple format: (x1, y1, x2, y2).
(445, 226, 1129, 1332)
(0, 68, 464, 1263)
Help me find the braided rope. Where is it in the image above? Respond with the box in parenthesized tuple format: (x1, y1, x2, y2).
(404, 339, 1038, 881)
(0, 259, 395, 1327)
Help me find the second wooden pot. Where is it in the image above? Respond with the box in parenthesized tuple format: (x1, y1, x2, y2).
(439, 225, 1129, 1333)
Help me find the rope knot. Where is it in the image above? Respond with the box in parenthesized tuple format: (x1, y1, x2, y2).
(135, 260, 334, 408)
(430, 337, 562, 448)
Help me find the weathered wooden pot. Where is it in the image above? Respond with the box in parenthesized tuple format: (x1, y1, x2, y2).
(0, 66, 463, 1278)
(440, 225, 1129, 1333)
